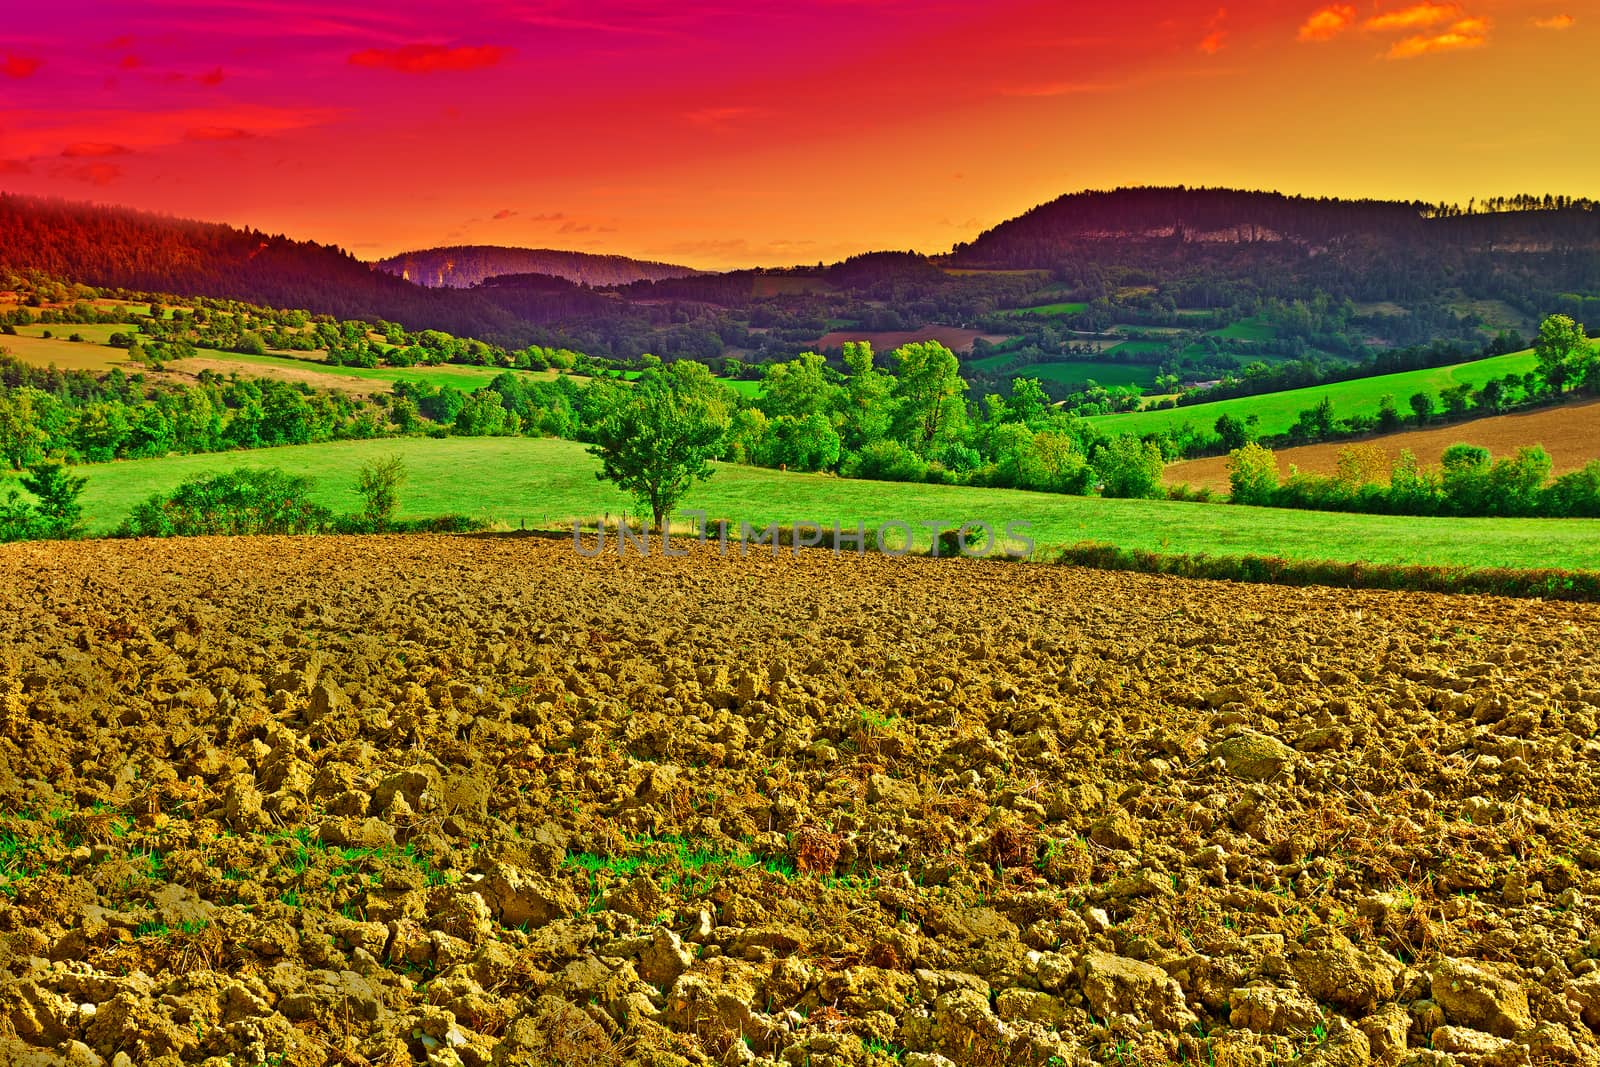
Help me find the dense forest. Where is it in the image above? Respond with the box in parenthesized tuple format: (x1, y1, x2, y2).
(375, 245, 699, 289)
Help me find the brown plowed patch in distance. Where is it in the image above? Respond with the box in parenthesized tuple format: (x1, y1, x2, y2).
(1167, 397, 1600, 490)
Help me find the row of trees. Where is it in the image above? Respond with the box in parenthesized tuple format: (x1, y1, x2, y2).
(1227, 441, 1600, 518)
(0, 358, 395, 469)
(1183, 316, 1597, 459)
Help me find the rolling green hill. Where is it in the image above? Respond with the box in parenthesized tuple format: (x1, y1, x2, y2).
(1086, 349, 1545, 439)
(24, 436, 1600, 571)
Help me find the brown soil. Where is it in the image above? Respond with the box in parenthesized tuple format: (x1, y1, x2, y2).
(812, 326, 1011, 356)
(1168, 399, 1600, 491)
(1, 536, 1598, 1066)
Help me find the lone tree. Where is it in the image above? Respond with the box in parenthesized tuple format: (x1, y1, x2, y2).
(1534, 313, 1593, 395)
(588, 365, 730, 531)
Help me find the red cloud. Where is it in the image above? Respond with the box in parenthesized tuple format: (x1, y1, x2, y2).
(0, 160, 31, 175)
(1298, 4, 1357, 41)
(3, 54, 41, 79)
(200, 67, 226, 86)
(118, 54, 141, 70)
(492, 208, 517, 220)
(1533, 14, 1574, 29)
(1198, 30, 1227, 53)
(61, 142, 131, 157)
(185, 127, 253, 141)
(348, 44, 511, 74)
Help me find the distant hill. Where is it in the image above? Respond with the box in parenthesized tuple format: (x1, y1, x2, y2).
(952, 186, 1600, 268)
(0, 194, 533, 344)
(376, 246, 700, 289)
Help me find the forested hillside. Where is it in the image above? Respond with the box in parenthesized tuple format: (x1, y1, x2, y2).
(0, 196, 530, 344)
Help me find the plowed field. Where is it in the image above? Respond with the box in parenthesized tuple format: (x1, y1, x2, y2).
(2, 536, 1598, 1067)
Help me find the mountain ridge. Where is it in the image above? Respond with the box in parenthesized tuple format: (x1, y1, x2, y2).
(375, 245, 701, 289)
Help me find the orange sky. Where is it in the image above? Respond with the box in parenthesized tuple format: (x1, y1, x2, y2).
(1, 1, 1595, 269)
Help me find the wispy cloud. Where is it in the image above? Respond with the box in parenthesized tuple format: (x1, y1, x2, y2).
(1387, 16, 1490, 57)
(682, 106, 768, 130)
(61, 142, 131, 158)
(1297, 4, 1356, 42)
(492, 208, 517, 220)
(999, 80, 1120, 97)
(1365, 2, 1459, 32)
(1199, 7, 1228, 53)
(348, 44, 512, 74)
(185, 127, 253, 141)
(1532, 14, 1574, 29)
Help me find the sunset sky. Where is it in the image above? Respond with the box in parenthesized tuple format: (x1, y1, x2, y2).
(1, 1, 1595, 269)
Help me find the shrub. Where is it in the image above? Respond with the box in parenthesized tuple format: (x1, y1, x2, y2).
(1227, 443, 1279, 505)
(20, 461, 86, 539)
(0, 489, 39, 543)
(355, 455, 407, 530)
(1546, 460, 1600, 518)
(842, 440, 929, 483)
(1094, 435, 1164, 499)
(119, 467, 332, 537)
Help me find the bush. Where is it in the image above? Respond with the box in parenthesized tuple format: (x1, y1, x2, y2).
(1546, 460, 1600, 518)
(20, 461, 86, 539)
(355, 455, 407, 530)
(0, 489, 39, 542)
(841, 440, 929, 483)
(1094, 435, 1165, 499)
(119, 467, 332, 537)
(1226, 443, 1279, 505)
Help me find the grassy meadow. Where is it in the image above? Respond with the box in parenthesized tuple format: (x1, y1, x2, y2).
(995, 301, 1088, 318)
(21, 435, 1600, 570)
(1088, 349, 1544, 438)
(167, 351, 564, 392)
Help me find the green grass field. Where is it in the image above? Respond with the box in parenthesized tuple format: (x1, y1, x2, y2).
(1208, 316, 1277, 342)
(21, 436, 1600, 570)
(1103, 340, 1168, 359)
(1026, 361, 1155, 389)
(996, 301, 1088, 318)
(0, 334, 140, 373)
(168, 351, 563, 392)
(719, 378, 765, 398)
(1089, 349, 1545, 438)
(963, 356, 1153, 388)
(11, 323, 129, 345)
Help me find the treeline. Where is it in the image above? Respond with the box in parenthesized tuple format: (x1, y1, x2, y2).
(0, 273, 594, 374)
(0, 357, 395, 468)
(1153, 316, 1598, 459)
(1227, 441, 1600, 519)
(0, 195, 534, 345)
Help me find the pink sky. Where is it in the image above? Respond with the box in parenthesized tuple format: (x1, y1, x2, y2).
(1, 1, 1594, 268)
